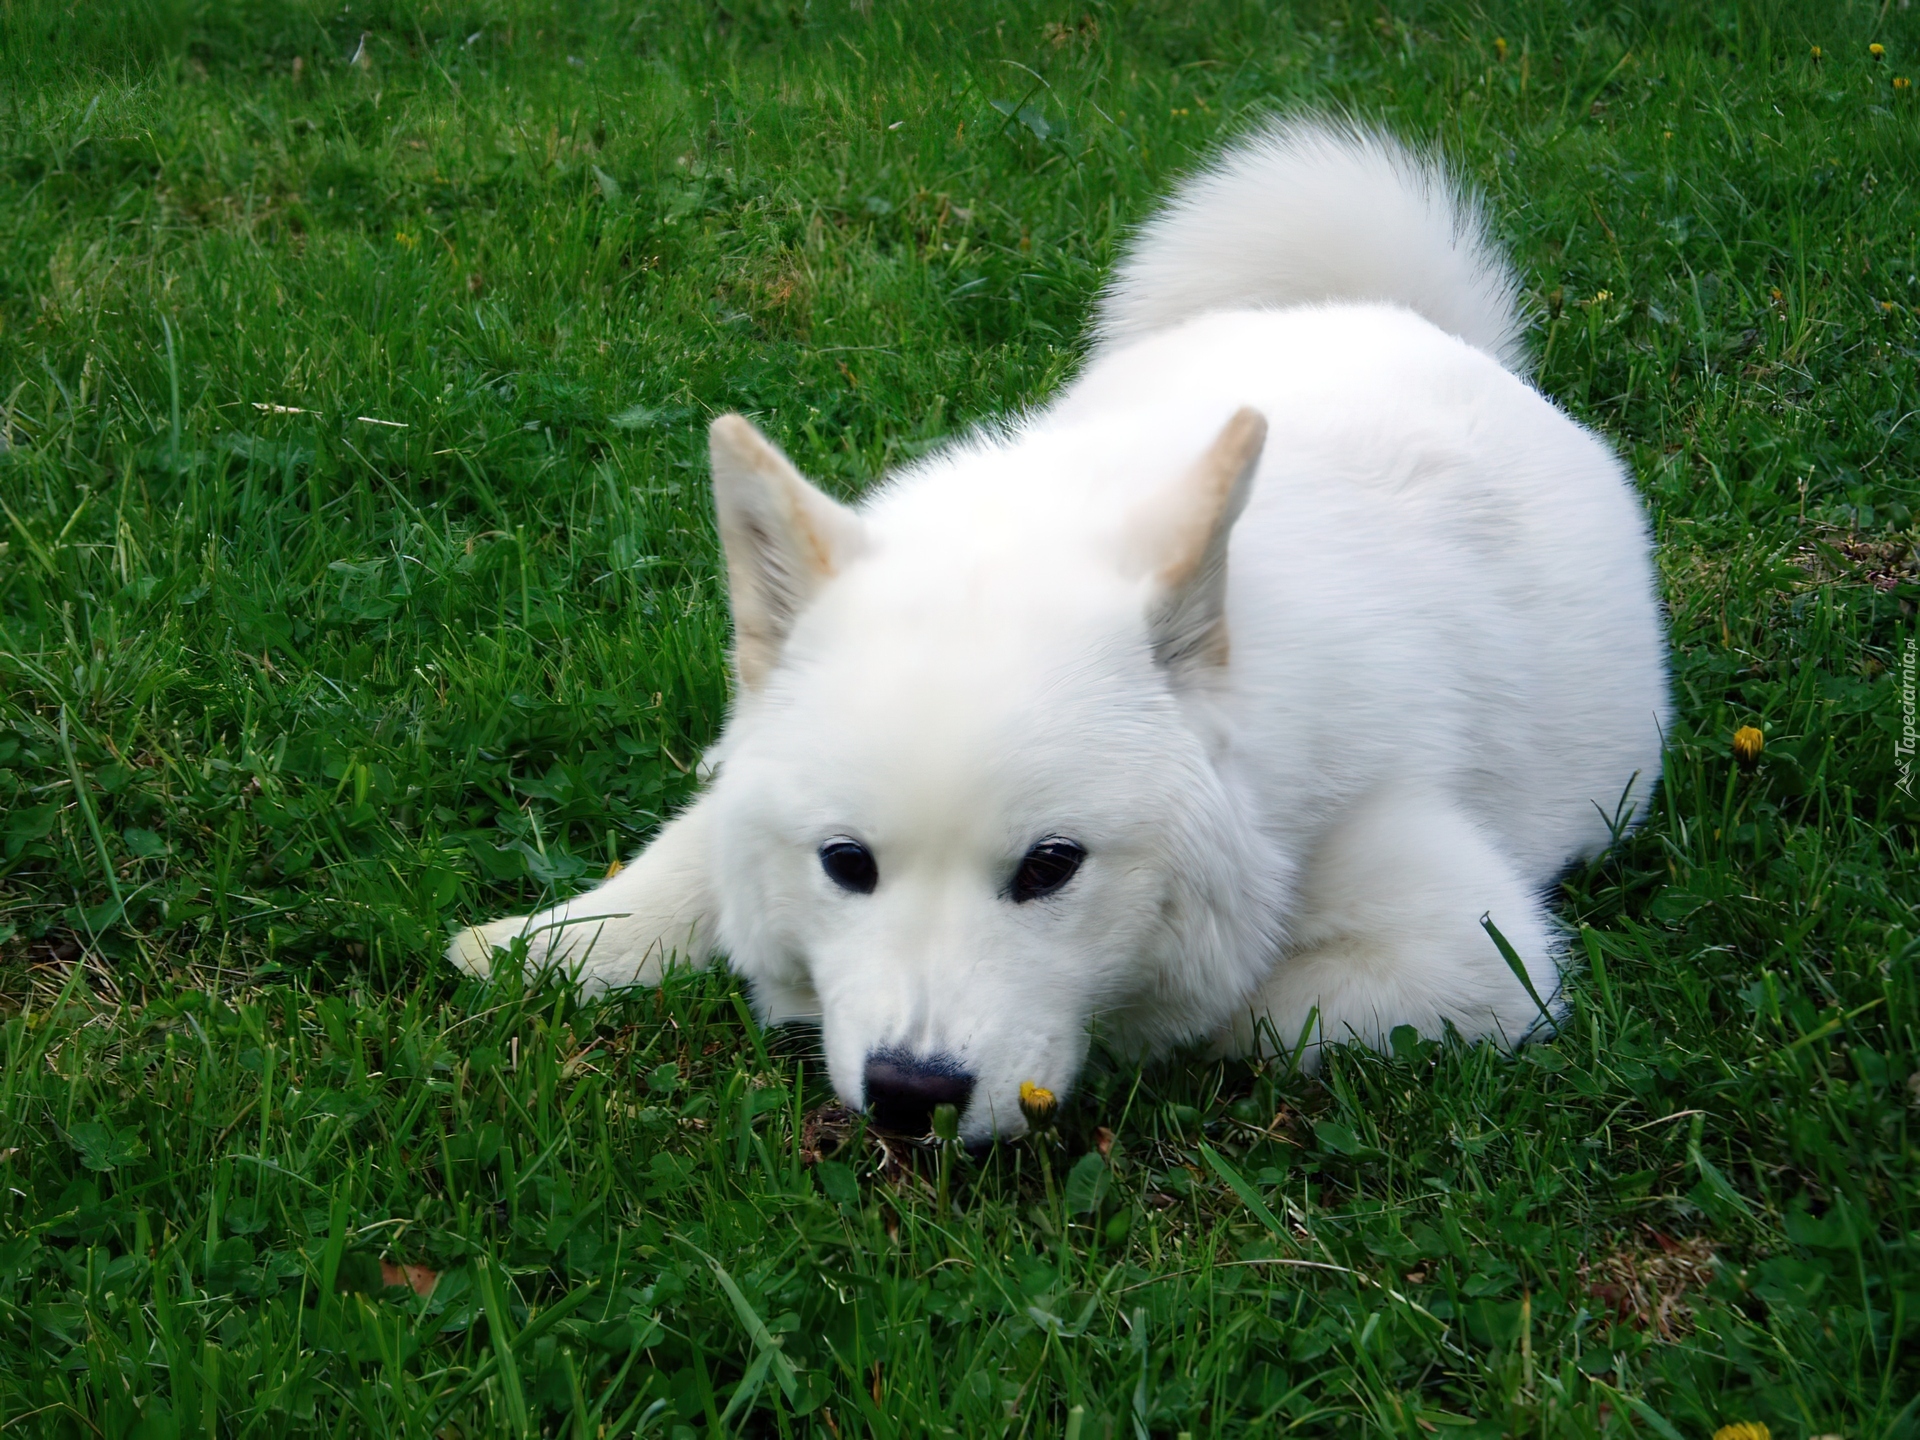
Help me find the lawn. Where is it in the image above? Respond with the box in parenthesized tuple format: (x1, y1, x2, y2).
(1, 0, 1917, 1434)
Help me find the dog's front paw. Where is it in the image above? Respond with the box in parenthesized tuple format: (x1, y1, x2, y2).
(447, 916, 532, 980)
(444, 797, 718, 993)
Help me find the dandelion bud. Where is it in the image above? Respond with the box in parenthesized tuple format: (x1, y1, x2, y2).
(931, 1103, 960, 1146)
(1732, 726, 1764, 768)
(1018, 1081, 1056, 1129)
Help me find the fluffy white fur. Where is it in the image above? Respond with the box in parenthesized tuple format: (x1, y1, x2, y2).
(450, 117, 1669, 1143)
(1094, 116, 1530, 371)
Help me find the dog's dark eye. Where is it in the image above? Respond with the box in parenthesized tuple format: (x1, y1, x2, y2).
(1010, 838, 1085, 903)
(820, 839, 878, 894)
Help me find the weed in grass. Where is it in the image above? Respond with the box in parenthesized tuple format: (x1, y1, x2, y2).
(1, 0, 1917, 1435)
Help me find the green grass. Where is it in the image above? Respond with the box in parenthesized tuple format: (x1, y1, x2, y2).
(1, 0, 1917, 1434)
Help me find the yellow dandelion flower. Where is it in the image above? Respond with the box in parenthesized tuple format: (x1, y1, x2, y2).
(1810, 45, 1822, 60)
(1732, 726, 1764, 768)
(1870, 42, 1885, 58)
(1592, 289, 1614, 304)
(1494, 36, 1508, 62)
(396, 230, 419, 250)
(1712, 1425, 1771, 1440)
(1896, 76, 1911, 90)
(1018, 1081, 1057, 1127)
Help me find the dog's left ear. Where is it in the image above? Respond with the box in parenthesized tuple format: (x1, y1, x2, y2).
(1121, 406, 1268, 675)
(710, 414, 867, 689)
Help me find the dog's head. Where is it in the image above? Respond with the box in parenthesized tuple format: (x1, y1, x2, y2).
(700, 411, 1288, 1142)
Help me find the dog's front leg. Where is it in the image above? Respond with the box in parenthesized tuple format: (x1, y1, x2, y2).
(1216, 786, 1563, 1066)
(447, 793, 718, 995)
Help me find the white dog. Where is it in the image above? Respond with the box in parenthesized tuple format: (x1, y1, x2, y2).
(451, 118, 1668, 1143)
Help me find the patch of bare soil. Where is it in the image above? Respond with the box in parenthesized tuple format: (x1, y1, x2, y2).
(1794, 530, 1920, 592)
(798, 1102, 935, 1194)
(1579, 1227, 1718, 1339)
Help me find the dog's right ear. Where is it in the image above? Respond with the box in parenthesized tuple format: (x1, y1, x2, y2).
(710, 414, 867, 689)
(1120, 406, 1268, 677)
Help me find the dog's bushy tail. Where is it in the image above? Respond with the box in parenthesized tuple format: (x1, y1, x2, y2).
(1095, 116, 1528, 372)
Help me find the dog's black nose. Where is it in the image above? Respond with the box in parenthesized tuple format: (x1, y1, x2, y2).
(863, 1051, 974, 1135)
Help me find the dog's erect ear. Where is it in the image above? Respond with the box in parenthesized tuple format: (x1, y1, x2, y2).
(710, 414, 867, 689)
(1120, 407, 1267, 675)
